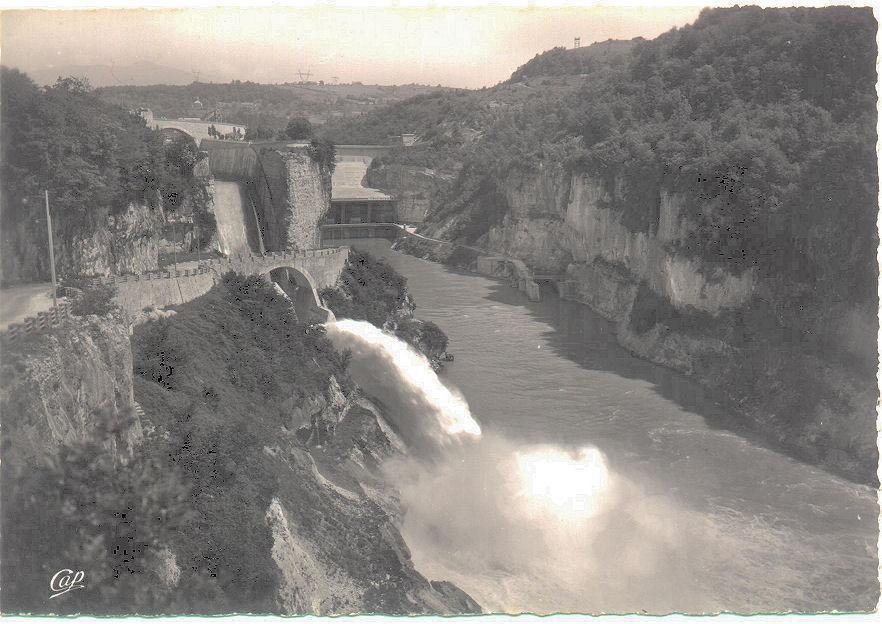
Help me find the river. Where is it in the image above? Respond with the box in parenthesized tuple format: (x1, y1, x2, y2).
(351, 240, 878, 615)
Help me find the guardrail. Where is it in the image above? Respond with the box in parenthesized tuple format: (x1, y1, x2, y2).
(4, 301, 73, 343)
(1, 247, 349, 341)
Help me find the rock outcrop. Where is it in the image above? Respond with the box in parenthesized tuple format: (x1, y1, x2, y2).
(254, 147, 332, 253)
(0, 311, 141, 466)
(1, 198, 164, 284)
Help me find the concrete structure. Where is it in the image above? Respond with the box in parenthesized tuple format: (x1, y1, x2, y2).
(201, 140, 333, 253)
(321, 223, 402, 247)
(138, 108, 246, 143)
(329, 145, 397, 225)
(203, 139, 259, 180)
(386, 134, 417, 147)
(100, 248, 349, 322)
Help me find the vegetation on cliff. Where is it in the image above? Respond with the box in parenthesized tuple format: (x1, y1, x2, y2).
(0, 68, 213, 282)
(320, 250, 411, 327)
(2, 276, 345, 613)
(322, 6, 878, 482)
(2, 273, 475, 613)
(566, 6, 876, 294)
(2, 406, 192, 614)
(320, 250, 452, 366)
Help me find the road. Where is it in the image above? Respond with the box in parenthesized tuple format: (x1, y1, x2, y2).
(0, 282, 55, 330)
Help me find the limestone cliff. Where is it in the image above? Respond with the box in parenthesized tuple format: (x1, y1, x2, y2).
(366, 158, 455, 224)
(1, 197, 164, 284)
(0, 311, 142, 467)
(389, 162, 877, 483)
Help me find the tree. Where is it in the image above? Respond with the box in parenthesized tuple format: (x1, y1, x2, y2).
(244, 126, 276, 141)
(282, 116, 313, 140)
(1, 406, 191, 614)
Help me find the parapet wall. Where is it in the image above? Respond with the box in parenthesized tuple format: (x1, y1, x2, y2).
(93, 248, 350, 316)
(105, 268, 218, 316)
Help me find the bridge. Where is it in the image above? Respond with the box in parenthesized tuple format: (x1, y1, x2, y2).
(320, 222, 571, 302)
(152, 118, 246, 143)
(321, 222, 403, 245)
(96, 248, 349, 323)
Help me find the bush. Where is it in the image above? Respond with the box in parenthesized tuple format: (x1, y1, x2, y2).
(320, 250, 409, 326)
(127, 273, 352, 612)
(282, 116, 313, 140)
(394, 318, 448, 356)
(71, 283, 118, 317)
(132, 318, 189, 389)
(1, 405, 191, 614)
(307, 138, 336, 173)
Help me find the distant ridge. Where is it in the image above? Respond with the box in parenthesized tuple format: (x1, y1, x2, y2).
(508, 37, 641, 82)
(25, 60, 218, 87)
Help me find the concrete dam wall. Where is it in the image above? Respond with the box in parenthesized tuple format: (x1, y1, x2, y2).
(202, 139, 259, 181)
(203, 141, 332, 255)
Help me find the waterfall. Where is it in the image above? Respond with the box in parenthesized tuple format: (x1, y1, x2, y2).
(325, 318, 682, 614)
(325, 319, 480, 454)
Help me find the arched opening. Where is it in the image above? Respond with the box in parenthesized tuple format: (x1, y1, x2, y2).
(267, 266, 333, 324)
(159, 126, 195, 143)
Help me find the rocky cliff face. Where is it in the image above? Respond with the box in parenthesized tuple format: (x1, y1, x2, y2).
(1, 198, 164, 284)
(366, 160, 454, 224)
(391, 160, 877, 483)
(0, 311, 141, 467)
(2, 290, 479, 615)
(131, 364, 479, 615)
(262, 388, 479, 615)
(255, 148, 331, 253)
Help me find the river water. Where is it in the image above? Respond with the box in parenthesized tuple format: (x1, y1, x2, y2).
(349, 241, 878, 615)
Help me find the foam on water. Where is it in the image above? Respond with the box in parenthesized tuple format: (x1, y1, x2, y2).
(325, 319, 480, 452)
(323, 315, 878, 614)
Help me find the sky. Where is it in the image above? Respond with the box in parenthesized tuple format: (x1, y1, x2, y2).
(1, 4, 703, 88)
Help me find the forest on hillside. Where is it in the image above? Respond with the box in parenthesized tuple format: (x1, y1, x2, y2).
(326, 6, 878, 311)
(97, 81, 451, 138)
(0, 68, 211, 282)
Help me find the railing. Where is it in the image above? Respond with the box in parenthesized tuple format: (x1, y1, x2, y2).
(4, 301, 73, 343)
(1, 247, 350, 342)
(88, 248, 345, 285)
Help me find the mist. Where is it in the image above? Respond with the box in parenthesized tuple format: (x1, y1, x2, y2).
(325, 319, 710, 613)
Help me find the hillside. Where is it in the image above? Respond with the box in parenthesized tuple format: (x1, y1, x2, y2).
(97, 81, 452, 136)
(1, 271, 478, 615)
(508, 38, 640, 82)
(326, 6, 879, 483)
(25, 61, 211, 88)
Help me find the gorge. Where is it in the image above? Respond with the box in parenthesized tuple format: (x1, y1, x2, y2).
(0, 3, 878, 617)
(327, 5, 879, 484)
